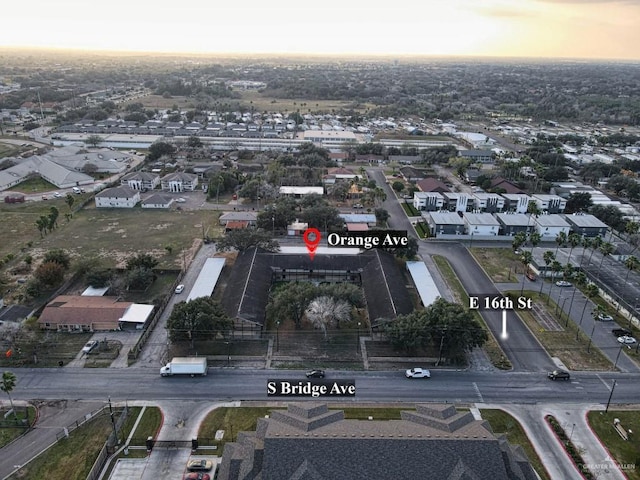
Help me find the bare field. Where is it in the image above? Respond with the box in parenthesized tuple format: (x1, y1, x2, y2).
(237, 90, 373, 114)
(0, 142, 19, 159)
(2, 203, 222, 268)
(124, 94, 195, 110)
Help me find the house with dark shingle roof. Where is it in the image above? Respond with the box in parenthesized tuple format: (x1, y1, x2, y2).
(221, 248, 413, 334)
(217, 403, 537, 480)
(121, 171, 160, 191)
(95, 186, 140, 208)
(490, 177, 525, 194)
(416, 177, 450, 193)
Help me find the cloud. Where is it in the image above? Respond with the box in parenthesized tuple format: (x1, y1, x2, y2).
(538, 0, 640, 4)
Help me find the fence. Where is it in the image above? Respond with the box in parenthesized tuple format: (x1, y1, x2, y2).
(84, 405, 130, 480)
(127, 270, 183, 361)
(55, 405, 109, 441)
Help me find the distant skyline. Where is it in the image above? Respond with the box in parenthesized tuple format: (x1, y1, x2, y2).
(2, 0, 640, 60)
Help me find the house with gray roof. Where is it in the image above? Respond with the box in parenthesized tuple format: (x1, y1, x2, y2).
(141, 193, 174, 209)
(564, 213, 609, 237)
(219, 211, 258, 226)
(95, 186, 140, 208)
(534, 214, 571, 239)
(463, 212, 501, 236)
(160, 172, 199, 192)
(0, 156, 94, 191)
(424, 212, 465, 236)
(217, 403, 537, 480)
(121, 171, 160, 191)
(495, 213, 535, 236)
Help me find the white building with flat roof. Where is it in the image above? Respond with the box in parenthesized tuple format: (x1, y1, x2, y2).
(463, 213, 501, 236)
(534, 214, 571, 239)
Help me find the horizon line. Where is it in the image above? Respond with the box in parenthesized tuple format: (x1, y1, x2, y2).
(1, 45, 640, 63)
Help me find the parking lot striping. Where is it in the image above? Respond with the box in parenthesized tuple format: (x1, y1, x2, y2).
(596, 374, 612, 392)
(473, 382, 484, 403)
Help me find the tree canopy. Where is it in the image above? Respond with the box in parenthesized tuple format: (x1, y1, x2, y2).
(386, 298, 487, 362)
(216, 228, 279, 253)
(167, 297, 233, 343)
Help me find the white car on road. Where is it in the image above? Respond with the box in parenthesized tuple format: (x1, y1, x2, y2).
(405, 368, 431, 379)
(617, 335, 637, 345)
(174, 284, 185, 294)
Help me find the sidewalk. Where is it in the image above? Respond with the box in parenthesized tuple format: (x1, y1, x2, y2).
(0, 399, 105, 480)
(480, 403, 627, 480)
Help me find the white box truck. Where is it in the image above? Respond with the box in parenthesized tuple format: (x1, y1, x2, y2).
(160, 357, 208, 377)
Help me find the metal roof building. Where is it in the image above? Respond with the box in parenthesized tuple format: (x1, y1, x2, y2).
(406, 261, 440, 307)
(187, 257, 226, 302)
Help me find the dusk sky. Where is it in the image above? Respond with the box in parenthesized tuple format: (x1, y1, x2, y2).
(2, 0, 639, 60)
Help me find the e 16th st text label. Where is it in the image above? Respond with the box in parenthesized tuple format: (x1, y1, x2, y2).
(469, 295, 533, 311)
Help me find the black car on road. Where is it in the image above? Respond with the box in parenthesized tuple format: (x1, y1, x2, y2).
(547, 370, 571, 381)
(306, 370, 325, 378)
(612, 328, 632, 337)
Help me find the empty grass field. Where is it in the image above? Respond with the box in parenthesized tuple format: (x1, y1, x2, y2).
(22, 205, 221, 268)
(587, 410, 640, 480)
(237, 90, 373, 114)
(469, 247, 523, 283)
(0, 141, 20, 159)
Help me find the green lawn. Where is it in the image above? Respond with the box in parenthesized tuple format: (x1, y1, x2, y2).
(587, 410, 640, 480)
(480, 409, 551, 480)
(433, 255, 512, 370)
(7, 412, 114, 480)
(469, 247, 522, 283)
(0, 406, 36, 448)
(0, 329, 93, 368)
(6, 176, 58, 193)
(122, 406, 162, 445)
(0, 142, 20, 159)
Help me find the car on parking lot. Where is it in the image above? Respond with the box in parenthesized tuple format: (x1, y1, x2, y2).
(405, 368, 431, 379)
(612, 328, 632, 337)
(82, 340, 99, 354)
(597, 314, 614, 322)
(176, 197, 186, 203)
(175, 284, 185, 294)
(555, 281, 572, 287)
(187, 459, 213, 472)
(617, 335, 637, 345)
(547, 369, 571, 380)
(184, 473, 210, 480)
(305, 369, 325, 378)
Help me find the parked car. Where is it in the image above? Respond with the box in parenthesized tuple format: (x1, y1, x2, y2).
(405, 368, 431, 379)
(597, 314, 614, 322)
(184, 473, 210, 480)
(187, 459, 213, 472)
(82, 340, 98, 354)
(53, 192, 62, 198)
(555, 281, 572, 287)
(612, 328, 632, 337)
(526, 271, 537, 281)
(176, 197, 186, 203)
(175, 284, 185, 294)
(547, 370, 571, 381)
(306, 369, 325, 378)
(41, 194, 48, 200)
(617, 335, 637, 345)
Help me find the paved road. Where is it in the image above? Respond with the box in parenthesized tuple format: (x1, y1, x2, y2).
(6, 368, 638, 405)
(369, 169, 555, 372)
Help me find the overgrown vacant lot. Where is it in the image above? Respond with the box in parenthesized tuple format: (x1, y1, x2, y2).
(1, 201, 222, 268)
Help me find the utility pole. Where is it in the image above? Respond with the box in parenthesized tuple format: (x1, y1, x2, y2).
(108, 397, 119, 445)
(605, 379, 617, 413)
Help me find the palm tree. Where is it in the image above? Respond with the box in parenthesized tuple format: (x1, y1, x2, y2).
(1, 371, 18, 420)
(598, 242, 615, 269)
(541, 251, 555, 294)
(566, 233, 582, 265)
(578, 236, 593, 268)
(586, 235, 603, 268)
(554, 231, 567, 258)
(579, 284, 600, 330)
(588, 304, 607, 353)
(512, 231, 527, 253)
(624, 255, 640, 283)
(520, 250, 533, 295)
(569, 271, 588, 331)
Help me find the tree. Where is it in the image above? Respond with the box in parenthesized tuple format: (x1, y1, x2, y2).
(65, 193, 74, 213)
(82, 163, 98, 175)
(267, 282, 318, 329)
(520, 250, 533, 295)
(386, 298, 487, 361)
(167, 297, 233, 345)
(125, 266, 155, 291)
(598, 242, 615, 269)
(305, 296, 352, 339)
(565, 192, 593, 214)
(554, 231, 567, 258)
(147, 141, 176, 162)
(0, 372, 18, 420)
(125, 253, 158, 271)
(187, 135, 202, 149)
(541, 251, 555, 294)
(566, 233, 582, 265)
(392, 181, 405, 192)
(42, 249, 70, 270)
(216, 228, 279, 253)
(86, 269, 112, 288)
(84, 135, 103, 148)
(47, 206, 59, 231)
(625, 255, 640, 282)
(385, 237, 418, 260)
(35, 217, 48, 238)
(300, 204, 344, 232)
(512, 232, 527, 252)
(34, 261, 65, 287)
(374, 208, 390, 225)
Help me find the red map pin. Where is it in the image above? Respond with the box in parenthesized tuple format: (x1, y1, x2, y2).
(303, 228, 321, 261)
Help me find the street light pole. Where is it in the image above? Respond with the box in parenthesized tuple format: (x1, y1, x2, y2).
(356, 322, 361, 353)
(605, 379, 617, 413)
(587, 323, 597, 353)
(276, 321, 280, 352)
(613, 344, 624, 370)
